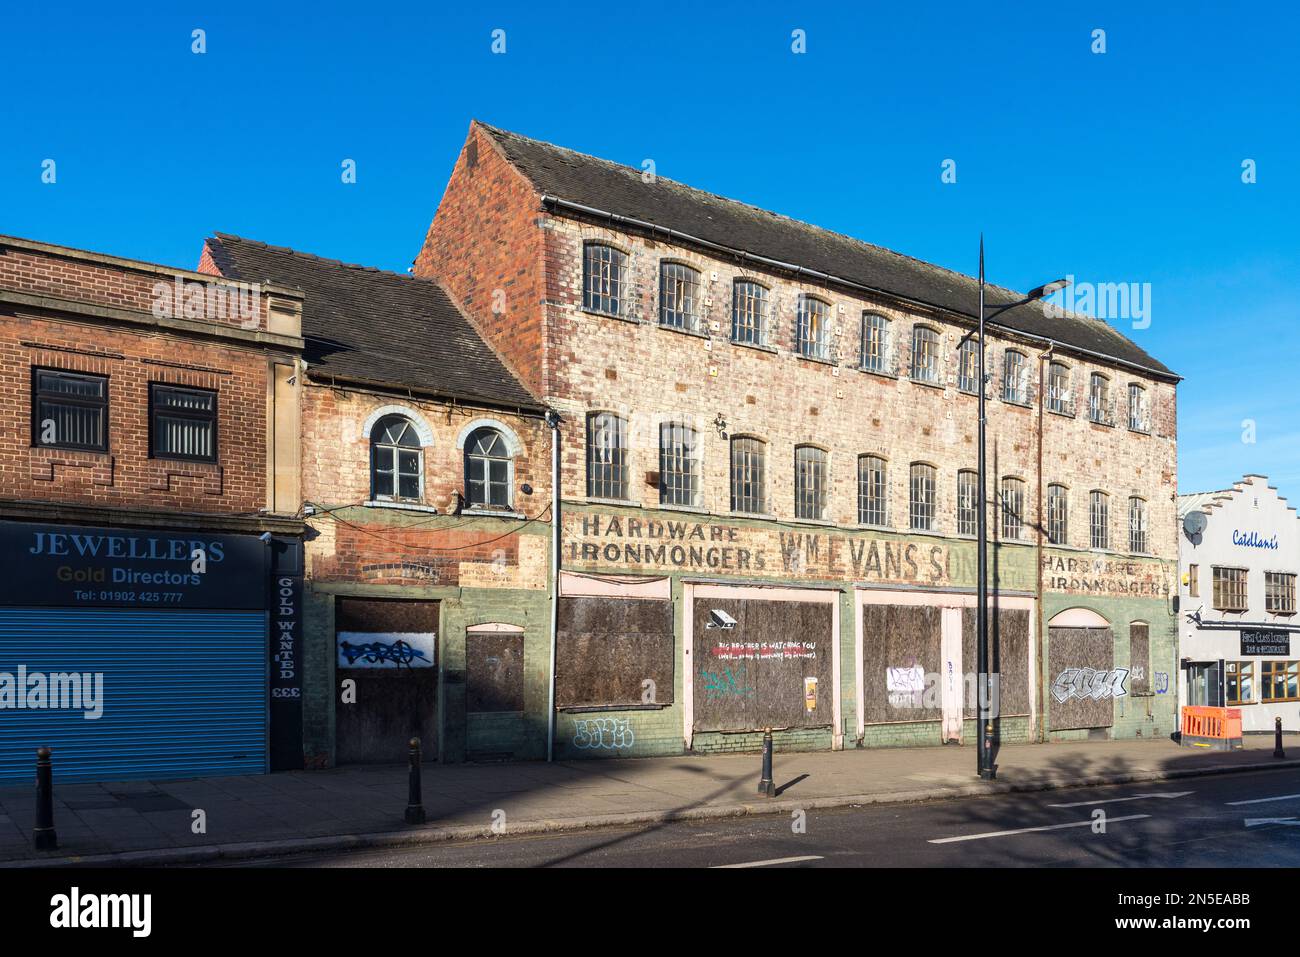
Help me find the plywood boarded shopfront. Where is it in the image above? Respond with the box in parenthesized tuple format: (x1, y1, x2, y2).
(1047, 621, 1118, 732)
(685, 584, 839, 744)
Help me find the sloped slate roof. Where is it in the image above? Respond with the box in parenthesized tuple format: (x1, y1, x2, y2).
(479, 122, 1176, 379)
(205, 234, 542, 411)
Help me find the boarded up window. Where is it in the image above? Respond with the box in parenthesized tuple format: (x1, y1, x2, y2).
(693, 598, 834, 732)
(961, 607, 1031, 718)
(1047, 626, 1116, 731)
(466, 631, 524, 713)
(1129, 623, 1150, 694)
(556, 597, 674, 708)
(863, 604, 942, 724)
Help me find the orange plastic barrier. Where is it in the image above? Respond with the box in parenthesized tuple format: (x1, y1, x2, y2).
(1181, 705, 1243, 741)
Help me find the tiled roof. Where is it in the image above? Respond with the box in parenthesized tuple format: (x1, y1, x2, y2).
(478, 122, 1176, 379)
(204, 234, 542, 411)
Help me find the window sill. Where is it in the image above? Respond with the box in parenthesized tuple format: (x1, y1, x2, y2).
(585, 496, 642, 508)
(729, 339, 778, 356)
(732, 510, 777, 520)
(581, 307, 641, 326)
(656, 321, 709, 340)
(653, 502, 713, 517)
(464, 507, 527, 520)
(364, 500, 439, 514)
(1001, 398, 1032, 409)
(908, 376, 944, 391)
(856, 522, 893, 532)
(857, 366, 898, 381)
(1127, 426, 1152, 436)
(1088, 418, 1116, 429)
(1046, 407, 1076, 419)
(794, 352, 837, 368)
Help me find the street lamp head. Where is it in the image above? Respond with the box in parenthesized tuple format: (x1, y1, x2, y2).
(1026, 277, 1072, 301)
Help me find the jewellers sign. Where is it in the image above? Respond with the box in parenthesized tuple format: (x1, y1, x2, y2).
(1241, 629, 1291, 657)
(0, 520, 266, 609)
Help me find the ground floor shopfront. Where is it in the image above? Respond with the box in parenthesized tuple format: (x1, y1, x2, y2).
(550, 505, 1178, 758)
(1179, 626, 1299, 733)
(0, 515, 304, 784)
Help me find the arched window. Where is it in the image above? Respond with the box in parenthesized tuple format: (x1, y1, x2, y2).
(858, 455, 888, 526)
(1089, 373, 1112, 424)
(583, 243, 627, 316)
(795, 445, 828, 520)
(660, 262, 702, 331)
(586, 412, 628, 500)
(1046, 362, 1072, 414)
(730, 436, 767, 515)
(371, 415, 422, 502)
(862, 313, 891, 374)
(956, 469, 978, 535)
(956, 338, 980, 394)
(909, 462, 936, 530)
(465, 427, 513, 509)
(732, 280, 769, 345)
(1128, 496, 1148, 554)
(797, 295, 831, 360)
(910, 326, 940, 384)
(1003, 350, 1028, 404)
(1127, 383, 1150, 432)
(1090, 490, 1110, 550)
(1000, 476, 1026, 539)
(659, 420, 699, 507)
(1046, 484, 1068, 544)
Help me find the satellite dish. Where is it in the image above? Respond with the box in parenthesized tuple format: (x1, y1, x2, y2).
(1183, 510, 1207, 537)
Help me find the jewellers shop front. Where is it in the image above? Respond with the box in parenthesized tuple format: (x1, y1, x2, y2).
(0, 519, 303, 783)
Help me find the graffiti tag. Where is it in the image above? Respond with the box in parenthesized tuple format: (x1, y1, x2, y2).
(338, 640, 430, 667)
(1154, 672, 1169, 694)
(1051, 667, 1129, 703)
(700, 666, 755, 699)
(573, 717, 635, 750)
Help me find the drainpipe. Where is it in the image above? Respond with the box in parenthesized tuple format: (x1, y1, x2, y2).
(1035, 344, 1053, 742)
(546, 409, 561, 761)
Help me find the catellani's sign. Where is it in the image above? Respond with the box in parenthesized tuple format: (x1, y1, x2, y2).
(1241, 629, 1291, 657)
(0, 520, 267, 609)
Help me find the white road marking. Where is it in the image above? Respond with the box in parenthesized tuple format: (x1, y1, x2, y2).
(712, 855, 824, 868)
(1226, 793, 1300, 806)
(1245, 817, 1300, 827)
(928, 814, 1151, 844)
(1048, 791, 1192, 808)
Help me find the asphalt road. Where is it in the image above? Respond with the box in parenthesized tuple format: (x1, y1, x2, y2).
(210, 768, 1300, 868)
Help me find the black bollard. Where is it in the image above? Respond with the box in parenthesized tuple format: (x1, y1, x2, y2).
(33, 747, 57, 851)
(1275, 716, 1286, 759)
(405, 736, 426, 825)
(757, 728, 775, 798)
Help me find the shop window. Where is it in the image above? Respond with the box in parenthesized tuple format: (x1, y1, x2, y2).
(583, 242, 626, 317)
(794, 445, 828, 520)
(858, 455, 888, 526)
(732, 280, 769, 346)
(956, 469, 978, 536)
(1047, 484, 1068, 545)
(465, 427, 513, 509)
(730, 436, 767, 515)
(1266, 572, 1296, 615)
(862, 313, 892, 374)
(659, 420, 698, 507)
(150, 384, 217, 462)
(1212, 566, 1248, 613)
(586, 412, 628, 500)
(32, 368, 108, 452)
(1262, 660, 1299, 703)
(1226, 661, 1254, 706)
(659, 262, 701, 331)
(909, 462, 936, 531)
(796, 295, 831, 360)
(371, 414, 422, 502)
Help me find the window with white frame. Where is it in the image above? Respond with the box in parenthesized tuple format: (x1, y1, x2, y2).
(1128, 496, 1148, 553)
(1089, 490, 1109, 549)
(1001, 477, 1026, 540)
(659, 420, 699, 507)
(1046, 361, 1072, 414)
(371, 414, 422, 502)
(858, 455, 888, 526)
(794, 445, 828, 520)
(911, 326, 940, 384)
(797, 295, 831, 360)
(465, 427, 513, 508)
(909, 463, 936, 531)
(861, 313, 891, 373)
(586, 412, 628, 500)
(583, 243, 627, 317)
(730, 436, 766, 515)
(732, 280, 769, 346)
(957, 338, 980, 394)
(659, 262, 701, 331)
(1046, 484, 1068, 545)
(1003, 350, 1028, 404)
(957, 469, 978, 536)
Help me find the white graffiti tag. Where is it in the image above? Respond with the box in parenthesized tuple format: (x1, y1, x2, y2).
(1051, 668, 1129, 704)
(572, 717, 635, 750)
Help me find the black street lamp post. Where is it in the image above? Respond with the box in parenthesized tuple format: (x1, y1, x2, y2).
(976, 236, 1069, 780)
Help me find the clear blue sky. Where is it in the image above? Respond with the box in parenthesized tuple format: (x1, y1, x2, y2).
(3, 1, 1296, 495)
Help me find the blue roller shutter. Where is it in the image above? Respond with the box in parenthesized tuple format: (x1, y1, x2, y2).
(0, 607, 266, 783)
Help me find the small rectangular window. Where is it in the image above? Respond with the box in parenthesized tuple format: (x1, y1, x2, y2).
(33, 368, 108, 452)
(1266, 572, 1296, 615)
(858, 455, 887, 526)
(909, 463, 936, 531)
(1000, 477, 1025, 540)
(1047, 485, 1068, 545)
(1089, 491, 1109, 550)
(956, 339, 980, 394)
(794, 446, 827, 520)
(1226, 661, 1254, 706)
(1262, 660, 1299, 703)
(586, 412, 628, 500)
(1188, 563, 1199, 598)
(659, 421, 698, 507)
(151, 384, 217, 461)
(1212, 566, 1248, 613)
(1128, 497, 1148, 554)
(730, 437, 766, 515)
(956, 470, 978, 536)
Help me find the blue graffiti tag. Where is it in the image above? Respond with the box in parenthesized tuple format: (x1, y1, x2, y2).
(700, 665, 755, 699)
(339, 639, 430, 667)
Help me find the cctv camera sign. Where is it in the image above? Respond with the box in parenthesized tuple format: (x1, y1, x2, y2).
(0, 521, 267, 609)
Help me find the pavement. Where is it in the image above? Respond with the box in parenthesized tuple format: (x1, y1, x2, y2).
(2, 732, 1297, 868)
